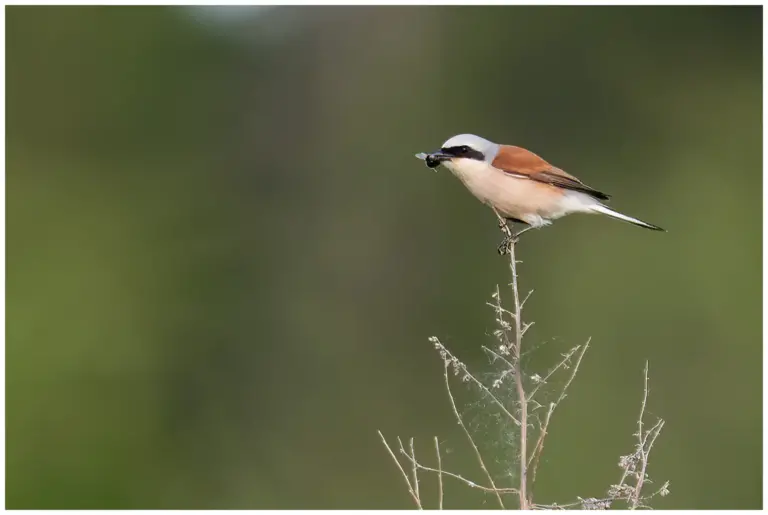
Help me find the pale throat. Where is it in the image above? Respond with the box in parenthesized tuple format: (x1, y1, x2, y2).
(443, 158, 495, 183)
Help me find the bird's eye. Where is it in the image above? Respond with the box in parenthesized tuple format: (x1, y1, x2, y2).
(460, 146, 470, 154)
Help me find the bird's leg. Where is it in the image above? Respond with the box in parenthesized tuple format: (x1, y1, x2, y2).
(494, 214, 536, 255)
(513, 225, 535, 240)
(497, 237, 512, 256)
(498, 230, 530, 255)
(492, 208, 515, 255)
(492, 208, 513, 237)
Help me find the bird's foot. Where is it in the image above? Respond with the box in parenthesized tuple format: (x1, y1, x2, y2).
(496, 217, 513, 254)
(497, 234, 518, 255)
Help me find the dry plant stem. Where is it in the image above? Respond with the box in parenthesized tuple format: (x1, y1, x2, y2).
(482, 345, 515, 372)
(614, 362, 656, 505)
(443, 362, 506, 509)
(399, 449, 520, 495)
(526, 344, 582, 402)
(492, 208, 530, 509)
(533, 364, 667, 510)
(377, 431, 422, 509)
(407, 438, 420, 503)
(497, 212, 531, 510)
(461, 365, 521, 425)
(528, 340, 590, 496)
(434, 437, 443, 509)
(380, 210, 667, 509)
(629, 363, 650, 508)
(509, 240, 530, 510)
(533, 497, 612, 510)
(528, 404, 554, 494)
(633, 419, 665, 508)
(438, 341, 520, 426)
(629, 362, 664, 509)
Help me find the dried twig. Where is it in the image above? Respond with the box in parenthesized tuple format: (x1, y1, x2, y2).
(409, 438, 420, 504)
(434, 437, 443, 509)
(526, 344, 583, 401)
(399, 448, 520, 495)
(443, 361, 506, 509)
(379, 214, 667, 510)
(433, 338, 520, 426)
(628, 363, 665, 509)
(377, 431, 421, 508)
(534, 363, 669, 510)
(528, 340, 590, 496)
(502, 224, 530, 510)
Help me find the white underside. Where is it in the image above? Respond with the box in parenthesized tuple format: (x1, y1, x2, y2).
(443, 158, 602, 228)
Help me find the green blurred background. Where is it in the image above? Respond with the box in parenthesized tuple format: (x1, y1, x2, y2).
(6, 5, 762, 509)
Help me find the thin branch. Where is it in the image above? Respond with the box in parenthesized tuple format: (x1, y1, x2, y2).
(482, 345, 515, 371)
(528, 402, 554, 491)
(644, 480, 671, 503)
(637, 362, 649, 446)
(528, 340, 590, 495)
(491, 211, 531, 510)
(522, 321, 535, 336)
(409, 438, 420, 504)
(464, 368, 521, 426)
(553, 339, 590, 406)
(631, 418, 665, 508)
(606, 364, 667, 509)
(520, 289, 535, 309)
(490, 283, 515, 341)
(435, 340, 521, 426)
(507, 236, 530, 510)
(377, 431, 422, 508)
(619, 361, 653, 508)
(443, 362, 506, 509)
(526, 344, 582, 401)
(486, 301, 518, 321)
(434, 437, 443, 510)
(533, 496, 614, 510)
(399, 450, 520, 495)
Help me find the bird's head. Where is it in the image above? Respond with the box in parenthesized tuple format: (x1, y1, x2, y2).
(416, 134, 500, 169)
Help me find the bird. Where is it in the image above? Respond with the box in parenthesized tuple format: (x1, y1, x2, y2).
(416, 134, 664, 253)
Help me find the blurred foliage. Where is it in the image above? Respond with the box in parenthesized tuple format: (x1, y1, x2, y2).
(6, 5, 761, 509)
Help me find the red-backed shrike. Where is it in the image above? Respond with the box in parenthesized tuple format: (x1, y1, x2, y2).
(417, 134, 664, 251)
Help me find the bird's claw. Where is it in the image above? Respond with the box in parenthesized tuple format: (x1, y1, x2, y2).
(497, 235, 518, 255)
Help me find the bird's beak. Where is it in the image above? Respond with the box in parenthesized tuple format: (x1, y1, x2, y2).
(415, 150, 452, 170)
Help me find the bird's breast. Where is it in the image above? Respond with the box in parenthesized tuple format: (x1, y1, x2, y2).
(443, 159, 571, 222)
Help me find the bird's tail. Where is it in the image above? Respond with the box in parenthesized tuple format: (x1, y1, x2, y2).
(589, 204, 665, 231)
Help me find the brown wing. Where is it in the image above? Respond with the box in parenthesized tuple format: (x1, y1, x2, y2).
(492, 145, 610, 201)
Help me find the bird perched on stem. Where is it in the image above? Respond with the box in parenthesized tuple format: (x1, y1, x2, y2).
(416, 134, 664, 254)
